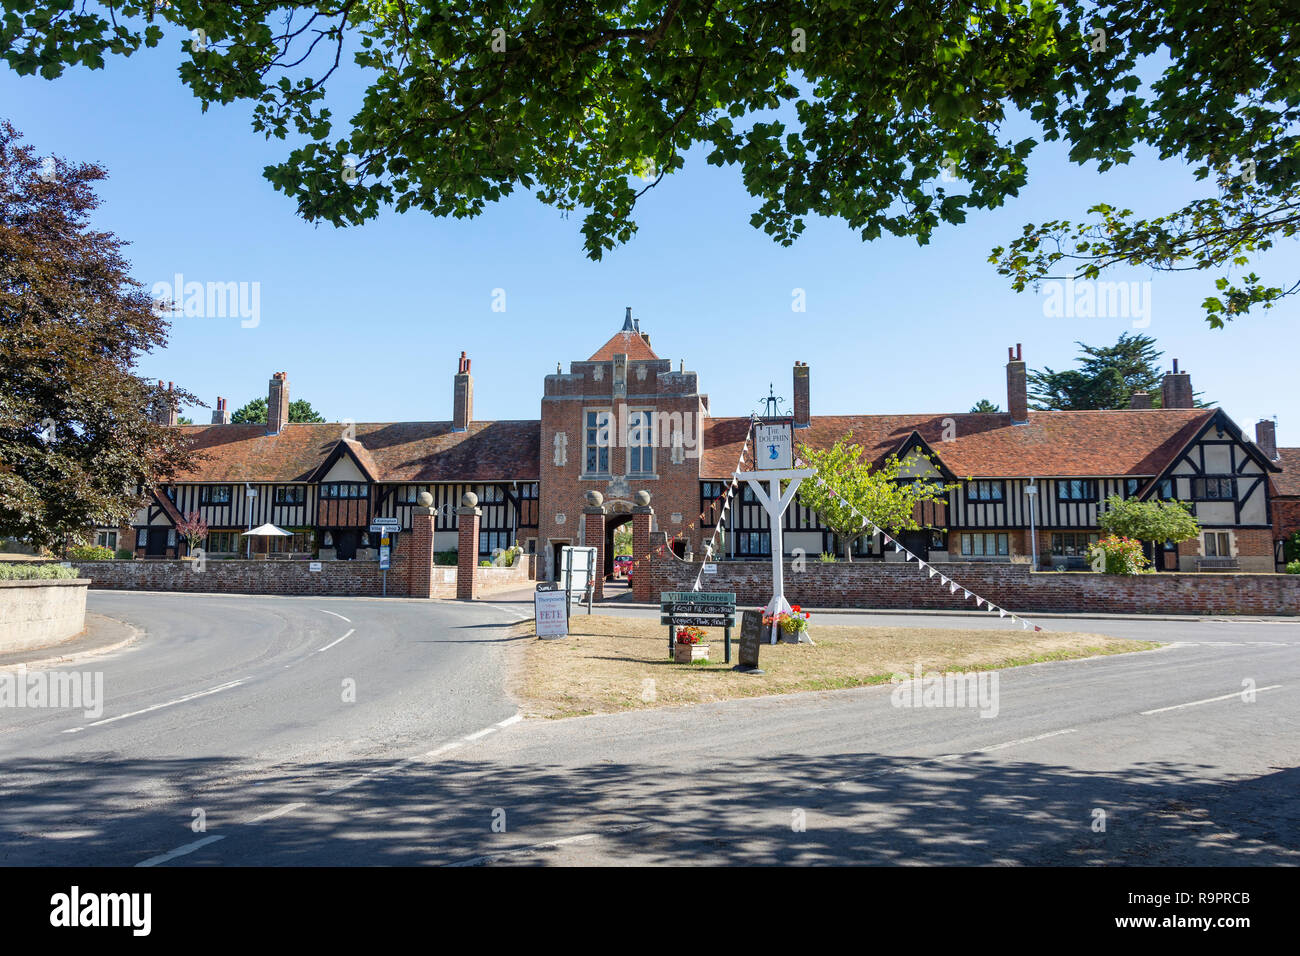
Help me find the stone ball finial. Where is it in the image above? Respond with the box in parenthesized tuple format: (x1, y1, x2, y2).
(461, 491, 478, 508)
(585, 490, 604, 507)
(635, 490, 651, 507)
(416, 491, 434, 508)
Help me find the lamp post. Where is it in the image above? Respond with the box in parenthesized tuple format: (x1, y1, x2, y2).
(1026, 480, 1039, 569)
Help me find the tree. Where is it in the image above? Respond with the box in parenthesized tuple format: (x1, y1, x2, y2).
(4, 2, 1294, 323)
(175, 510, 209, 555)
(230, 397, 325, 424)
(970, 399, 1001, 413)
(1027, 333, 1202, 410)
(1097, 494, 1200, 560)
(0, 121, 198, 549)
(796, 434, 950, 562)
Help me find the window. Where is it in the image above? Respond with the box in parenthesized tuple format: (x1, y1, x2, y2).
(961, 533, 1009, 557)
(702, 481, 728, 525)
(1051, 532, 1099, 556)
(741, 483, 758, 503)
(1203, 531, 1232, 557)
(968, 480, 1004, 502)
(274, 485, 305, 505)
(1058, 479, 1097, 502)
(1156, 478, 1176, 500)
(401, 485, 428, 504)
(320, 482, 366, 499)
(136, 528, 147, 548)
(268, 530, 313, 553)
(738, 531, 771, 556)
(1124, 478, 1141, 497)
(205, 531, 243, 553)
(480, 529, 511, 557)
(584, 410, 611, 474)
(1191, 477, 1235, 500)
(200, 485, 232, 505)
(627, 410, 655, 474)
(95, 531, 118, 551)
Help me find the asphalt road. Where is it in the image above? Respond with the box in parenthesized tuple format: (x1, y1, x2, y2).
(1, 591, 1296, 865)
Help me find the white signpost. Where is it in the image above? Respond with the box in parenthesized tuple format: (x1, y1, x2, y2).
(370, 519, 399, 595)
(736, 422, 813, 644)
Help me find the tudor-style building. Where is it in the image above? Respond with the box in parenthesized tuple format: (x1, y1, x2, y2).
(119, 312, 1295, 576)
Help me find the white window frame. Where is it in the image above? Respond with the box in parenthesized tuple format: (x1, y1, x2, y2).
(583, 408, 612, 476)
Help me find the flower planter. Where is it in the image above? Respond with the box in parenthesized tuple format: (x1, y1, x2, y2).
(674, 643, 710, 663)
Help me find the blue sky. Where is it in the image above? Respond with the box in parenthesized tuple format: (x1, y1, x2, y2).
(2, 33, 1295, 446)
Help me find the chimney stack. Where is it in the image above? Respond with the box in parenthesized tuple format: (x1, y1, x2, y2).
(267, 372, 289, 434)
(1256, 418, 1279, 461)
(1161, 359, 1194, 409)
(153, 380, 179, 426)
(453, 351, 473, 431)
(211, 396, 230, 425)
(1006, 344, 1028, 424)
(793, 361, 811, 428)
(1129, 391, 1152, 409)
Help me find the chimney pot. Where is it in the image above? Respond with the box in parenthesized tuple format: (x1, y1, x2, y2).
(1129, 391, 1152, 410)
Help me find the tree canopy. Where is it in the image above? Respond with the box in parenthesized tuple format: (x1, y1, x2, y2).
(970, 399, 1001, 413)
(1027, 333, 1204, 410)
(3, 2, 1294, 323)
(229, 397, 326, 424)
(1097, 494, 1199, 545)
(796, 434, 950, 561)
(0, 121, 197, 548)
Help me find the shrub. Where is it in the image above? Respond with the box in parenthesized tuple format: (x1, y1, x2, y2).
(1086, 535, 1151, 575)
(1286, 560, 1300, 575)
(67, 544, 115, 561)
(819, 552, 837, 563)
(115, 549, 135, 559)
(0, 563, 79, 580)
(433, 550, 458, 566)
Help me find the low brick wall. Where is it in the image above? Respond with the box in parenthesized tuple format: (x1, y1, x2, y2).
(0, 579, 90, 653)
(646, 552, 1300, 616)
(66, 557, 532, 599)
(71, 559, 386, 596)
(479, 562, 531, 594)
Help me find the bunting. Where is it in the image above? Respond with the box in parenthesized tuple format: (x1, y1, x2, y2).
(794, 456, 1046, 632)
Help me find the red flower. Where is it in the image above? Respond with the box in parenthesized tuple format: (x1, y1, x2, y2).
(791, 604, 801, 612)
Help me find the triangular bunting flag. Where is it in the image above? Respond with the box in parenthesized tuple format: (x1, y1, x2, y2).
(963, 590, 971, 599)
(998, 609, 1006, 618)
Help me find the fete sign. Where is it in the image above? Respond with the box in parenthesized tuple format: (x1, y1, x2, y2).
(534, 585, 569, 638)
(755, 423, 792, 470)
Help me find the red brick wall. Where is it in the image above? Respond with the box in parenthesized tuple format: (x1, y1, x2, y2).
(71, 559, 388, 596)
(644, 547, 1300, 615)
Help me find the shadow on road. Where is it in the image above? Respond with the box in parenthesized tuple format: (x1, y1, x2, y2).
(1, 749, 1295, 866)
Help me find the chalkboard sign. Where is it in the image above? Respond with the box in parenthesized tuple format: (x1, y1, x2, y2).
(737, 609, 764, 672)
(660, 591, 736, 663)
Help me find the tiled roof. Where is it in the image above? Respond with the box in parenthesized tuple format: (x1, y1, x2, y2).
(588, 329, 659, 361)
(701, 409, 1214, 479)
(172, 421, 540, 483)
(1274, 448, 1300, 497)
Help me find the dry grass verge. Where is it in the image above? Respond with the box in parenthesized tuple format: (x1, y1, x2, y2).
(509, 614, 1158, 719)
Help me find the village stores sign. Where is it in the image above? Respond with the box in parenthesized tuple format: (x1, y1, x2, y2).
(660, 591, 736, 662)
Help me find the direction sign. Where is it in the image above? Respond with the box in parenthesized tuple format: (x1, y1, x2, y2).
(370, 517, 400, 532)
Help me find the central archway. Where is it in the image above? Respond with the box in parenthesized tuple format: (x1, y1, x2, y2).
(603, 498, 634, 583)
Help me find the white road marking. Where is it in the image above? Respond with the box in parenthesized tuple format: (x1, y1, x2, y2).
(135, 835, 225, 868)
(446, 823, 652, 867)
(63, 679, 246, 732)
(496, 714, 523, 729)
(935, 729, 1078, 762)
(315, 628, 355, 653)
(423, 741, 464, 758)
(1141, 685, 1283, 715)
(247, 802, 305, 824)
(463, 727, 496, 741)
(318, 609, 352, 623)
